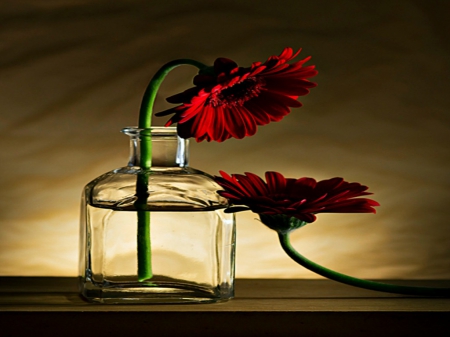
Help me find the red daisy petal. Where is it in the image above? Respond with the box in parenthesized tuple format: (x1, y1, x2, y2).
(214, 57, 239, 74)
(215, 171, 379, 224)
(265, 172, 287, 194)
(156, 47, 317, 142)
(244, 172, 269, 195)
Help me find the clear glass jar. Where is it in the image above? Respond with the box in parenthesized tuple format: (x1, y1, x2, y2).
(79, 127, 236, 304)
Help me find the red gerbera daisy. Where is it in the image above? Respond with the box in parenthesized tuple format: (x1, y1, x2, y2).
(215, 171, 380, 226)
(156, 47, 318, 142)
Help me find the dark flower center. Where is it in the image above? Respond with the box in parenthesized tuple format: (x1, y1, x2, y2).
(207, 77, 265, 107)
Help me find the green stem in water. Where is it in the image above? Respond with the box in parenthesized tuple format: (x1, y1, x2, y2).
(136, 58, 207, 281)
(278, 232, 450, 297)
(135, 173, 151, 280)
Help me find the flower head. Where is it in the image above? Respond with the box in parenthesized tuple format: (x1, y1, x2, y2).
(215, 171, 379, 229)
(156, 48, 318, 142)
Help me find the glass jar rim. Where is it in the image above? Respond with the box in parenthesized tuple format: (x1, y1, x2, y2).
(121, 126, 177, 137)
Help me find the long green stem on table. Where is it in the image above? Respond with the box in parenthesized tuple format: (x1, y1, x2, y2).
(136, 59, 207, 281)
(278, 232, 450, 297)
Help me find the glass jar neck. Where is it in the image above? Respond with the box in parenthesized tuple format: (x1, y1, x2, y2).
(122, 127, 189, 168)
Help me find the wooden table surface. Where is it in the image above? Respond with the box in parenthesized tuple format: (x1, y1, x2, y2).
(1, 277, 450, 336)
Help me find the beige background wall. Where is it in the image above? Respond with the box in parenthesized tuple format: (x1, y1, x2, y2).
(1, 0, 449, 279)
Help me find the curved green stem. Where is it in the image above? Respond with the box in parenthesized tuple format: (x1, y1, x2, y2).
(135, 58, 206, 281)
(278, 232, 450, 297)
(139, 58, 207, 128)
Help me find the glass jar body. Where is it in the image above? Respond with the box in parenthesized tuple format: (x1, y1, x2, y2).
(79, 127, 236, 304)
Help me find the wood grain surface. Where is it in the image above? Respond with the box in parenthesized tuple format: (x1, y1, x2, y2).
(1, 277, 450, 336)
